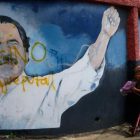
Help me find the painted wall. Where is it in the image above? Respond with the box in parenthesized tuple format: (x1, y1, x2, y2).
(0, 1, 127, 134)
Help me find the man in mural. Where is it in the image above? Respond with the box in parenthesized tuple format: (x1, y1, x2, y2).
(0, 6, 120, 129)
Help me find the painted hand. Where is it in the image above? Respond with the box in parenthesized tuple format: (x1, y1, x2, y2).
(102, 6, 120, 37)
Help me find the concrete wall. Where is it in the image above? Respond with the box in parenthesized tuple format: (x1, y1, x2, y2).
(0, 0, 139, 135)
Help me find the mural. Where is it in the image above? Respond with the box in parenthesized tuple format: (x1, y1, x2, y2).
(0, 2, 120, 129)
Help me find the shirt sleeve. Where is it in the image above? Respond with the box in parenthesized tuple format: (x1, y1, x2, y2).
(32, 47, 106, 128)
(53, 47, 105, 114)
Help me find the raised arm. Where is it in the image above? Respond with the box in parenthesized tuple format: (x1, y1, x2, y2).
(35, 7, 121, 127)
(89, 7, 120, 70)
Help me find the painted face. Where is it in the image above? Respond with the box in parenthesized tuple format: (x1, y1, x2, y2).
(0, 23, 28, 84)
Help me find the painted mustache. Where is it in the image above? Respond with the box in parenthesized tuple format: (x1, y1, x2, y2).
(0, 55, 18, 65)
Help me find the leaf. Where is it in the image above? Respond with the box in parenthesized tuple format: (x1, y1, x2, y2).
(9, 133, 14, 138)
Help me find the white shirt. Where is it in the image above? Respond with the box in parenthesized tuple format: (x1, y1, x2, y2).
(0, 48, 105, 129)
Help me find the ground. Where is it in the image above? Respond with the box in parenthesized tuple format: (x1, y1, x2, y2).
(0, 123, 140, 140)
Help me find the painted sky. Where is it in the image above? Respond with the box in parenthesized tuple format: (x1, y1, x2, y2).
(0, 1, 127, 76)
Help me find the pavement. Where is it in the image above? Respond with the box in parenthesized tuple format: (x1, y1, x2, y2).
(0, 123, 140, 140)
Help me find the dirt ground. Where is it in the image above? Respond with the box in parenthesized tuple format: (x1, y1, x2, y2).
(0, 123, 140, 140)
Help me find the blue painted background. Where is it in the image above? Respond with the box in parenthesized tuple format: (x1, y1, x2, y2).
(0, 2, 127, 76)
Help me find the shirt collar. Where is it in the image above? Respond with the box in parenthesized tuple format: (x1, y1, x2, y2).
(17, 70, 28, 84)
(0, 70, 28, 96)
